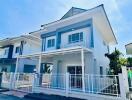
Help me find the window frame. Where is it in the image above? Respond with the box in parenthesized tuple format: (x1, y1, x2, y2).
(15, 46, 20, 53)
(47, 39, 55, 48)
(4, 48, 9, 55)
(68, 32, 83, 44)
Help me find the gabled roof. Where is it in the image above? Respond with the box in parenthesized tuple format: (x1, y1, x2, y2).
(125, 43, 132, 55)
(40, 4, 117, 45)
(61, 7, 87, 19)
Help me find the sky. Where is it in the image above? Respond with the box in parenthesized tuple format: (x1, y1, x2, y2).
(0, 0, 132, 55)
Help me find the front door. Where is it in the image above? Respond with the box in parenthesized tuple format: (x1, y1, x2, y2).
(67, 66, 82, 89)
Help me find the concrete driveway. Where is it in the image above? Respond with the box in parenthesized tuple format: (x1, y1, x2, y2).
(0, 94, 31, 100)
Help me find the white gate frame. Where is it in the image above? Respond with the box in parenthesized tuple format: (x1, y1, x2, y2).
(118, 67, 130, 100)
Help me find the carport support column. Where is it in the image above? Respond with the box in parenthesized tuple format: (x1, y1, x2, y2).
(13, 57, 19, 89)
(37, 54, 42, 86)
(15, 57, 19, 74)
(38, 54, 42, 73)
(81, 49, 85, 92)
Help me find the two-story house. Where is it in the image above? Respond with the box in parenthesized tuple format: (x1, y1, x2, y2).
(16, 4, 117, 96)
(0, 34, 41, 73)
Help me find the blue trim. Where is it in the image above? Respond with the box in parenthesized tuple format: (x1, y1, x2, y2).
(56, 32, 61, 49)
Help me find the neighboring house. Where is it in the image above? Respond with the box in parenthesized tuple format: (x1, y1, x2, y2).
(126, 43, 132, 55)
(17, 4, 117, 96)
(0, 35, 41, 73)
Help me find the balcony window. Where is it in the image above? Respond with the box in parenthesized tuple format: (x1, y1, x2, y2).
(15, 46, 20, 53)
(68, 32, 83, 44)
(47, 39, 55, 48)
(4, 49, 9, 55)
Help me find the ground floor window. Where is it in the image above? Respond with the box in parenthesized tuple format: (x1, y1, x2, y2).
(23, 65, 36, 73)
(41, 63, 53, 74)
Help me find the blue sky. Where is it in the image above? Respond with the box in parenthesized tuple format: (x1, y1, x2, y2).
(0, 0, 132, 55)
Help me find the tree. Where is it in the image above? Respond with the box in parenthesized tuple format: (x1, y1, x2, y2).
(118, 58, 127, 66)
(105, 49, 123, 75)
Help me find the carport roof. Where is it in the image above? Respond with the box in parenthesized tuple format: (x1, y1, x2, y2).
(18, 46, 92, 58)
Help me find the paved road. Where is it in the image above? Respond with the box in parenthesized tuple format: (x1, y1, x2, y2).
(0, 94, 31, 100)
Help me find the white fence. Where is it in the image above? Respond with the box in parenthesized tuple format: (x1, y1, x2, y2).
(0, 72, 33, 93)
(14, 73, 33, 93)
(40, 73, 119, 96)
(42, 74, 66, 89)
(1, 71, 130, 99)
(1, 72, 13, 89)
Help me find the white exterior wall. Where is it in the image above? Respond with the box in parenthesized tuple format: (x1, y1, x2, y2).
(41, 53, 93, 75)
(93, 24, 109, 75)
(61, 27, 91, 48)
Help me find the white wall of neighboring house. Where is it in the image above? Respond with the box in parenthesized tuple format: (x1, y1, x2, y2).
(61, 27, 91, 49)
(0, 47, 9, 58)
(93, 24, 109, 75)
(17, 58, 38, 73)
(17, 39, 41, 73)
(22, 40, 41, 55)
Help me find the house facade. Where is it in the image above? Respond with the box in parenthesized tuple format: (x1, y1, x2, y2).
(13, 5, 118, 96)
(1, 5, 128, 100)
(0, 35, 41, 73)
(38, 5, 117, 76)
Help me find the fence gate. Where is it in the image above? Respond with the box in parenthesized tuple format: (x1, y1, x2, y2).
(14, 73, 33, 93)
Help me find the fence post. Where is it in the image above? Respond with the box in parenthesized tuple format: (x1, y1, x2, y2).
(32, 73, 35, 92)
(9, 72, 14, 90)
(66, 72, 69, 97)
(119, 74, 128, 100)
(121, 66, 129, 92)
